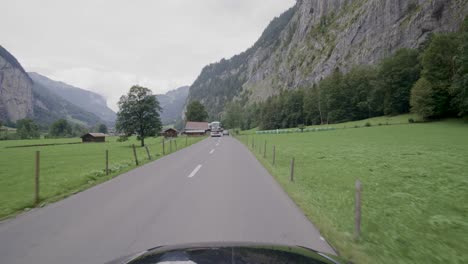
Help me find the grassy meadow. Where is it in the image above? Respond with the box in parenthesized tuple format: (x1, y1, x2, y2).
(0, 135, 204, 219)
(238, 119, 468, 264)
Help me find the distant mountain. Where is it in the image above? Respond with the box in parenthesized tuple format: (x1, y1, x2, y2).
(28, 72, 116, 125)
(0, 45, 33, 123)
(156, 86, 189, 125)
(31, 80, 104, 129)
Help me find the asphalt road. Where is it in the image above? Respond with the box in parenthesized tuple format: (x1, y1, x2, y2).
(0, 136, 335, 264)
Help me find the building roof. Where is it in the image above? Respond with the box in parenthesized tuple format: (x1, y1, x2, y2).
(185, 121, 209, 131)
(163, 128, 178, 133)
(81, 133, 106, 138)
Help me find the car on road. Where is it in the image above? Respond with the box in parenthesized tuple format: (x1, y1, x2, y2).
(223, 130, 229, 136)
(210, 130, 222, 137)
(107, 242, 345, 264)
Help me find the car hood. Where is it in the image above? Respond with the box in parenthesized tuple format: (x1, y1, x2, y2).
(105, 242, 345, 264)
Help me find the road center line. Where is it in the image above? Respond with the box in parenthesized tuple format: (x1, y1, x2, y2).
(209, 149, 215, 154)
(188, 164, 202, 178)
(216, 143, 219, 146)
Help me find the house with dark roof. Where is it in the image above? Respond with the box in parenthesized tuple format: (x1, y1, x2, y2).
(161, 128, 178, 138)
(183, 121, 209, 136)
(81, 133, 106, 143)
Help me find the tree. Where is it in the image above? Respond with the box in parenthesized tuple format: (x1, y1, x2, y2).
(97, 124, 108, 134)
(451, 17, 468, 117)
(379, 49, 421, 115)
(419, 33, 460, 117)
(185, 101, 208, 122)
(49, 119, 73, 138)
(16, 119, 40, 139)
(222, 102, 243, 129)
(116, 85, 162, 147)
(411, 78, 435, 119)
(72, 123, 88, 137)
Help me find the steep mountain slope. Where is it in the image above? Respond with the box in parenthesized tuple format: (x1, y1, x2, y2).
(0, 45, 33, 123)
(29, 72, 116, 124)
(188, 0, 468, 118)
(156, 86, 189, 125)
(31, 81, 104, 128)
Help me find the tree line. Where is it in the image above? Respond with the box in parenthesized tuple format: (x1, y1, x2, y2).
(0, 118, 109, 140)
(223, 18, 468, 130)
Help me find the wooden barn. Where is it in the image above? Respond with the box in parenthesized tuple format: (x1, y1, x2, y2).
(161, 128, 178, 138)
(81, 133, 106, 143)
(183, 121, 209, 136)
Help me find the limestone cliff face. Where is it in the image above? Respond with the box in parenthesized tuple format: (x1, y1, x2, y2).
(188, 0, 468, 118)
(0, 46, 33, 122)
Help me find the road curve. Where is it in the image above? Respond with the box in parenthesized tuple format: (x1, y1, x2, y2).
(0, 136, 335, 264)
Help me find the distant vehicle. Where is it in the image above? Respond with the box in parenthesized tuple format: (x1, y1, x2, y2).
(223, 130, 229, 136)
(209, 121, 221, 132)
(106, 242, 345, 263)
(211, 130, 222, 137)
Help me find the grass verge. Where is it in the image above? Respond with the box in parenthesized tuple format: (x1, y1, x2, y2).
(0, 135, 204, 220)
(236, 118, 468, 264)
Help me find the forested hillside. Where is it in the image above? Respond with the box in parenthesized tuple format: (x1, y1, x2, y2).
(29, 72, 116, 125)
(188, 0, 468, 123)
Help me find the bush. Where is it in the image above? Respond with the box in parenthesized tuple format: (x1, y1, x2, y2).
(117, 136, 128, 142)
(408, 118, 415, 123)
(354, 125, 360, 128)
(378, 123, 383, 126)
(365, 122, 372, 127)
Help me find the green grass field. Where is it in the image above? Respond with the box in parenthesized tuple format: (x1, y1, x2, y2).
(238, 119, 468, 264)
(0, 135, 204, 219)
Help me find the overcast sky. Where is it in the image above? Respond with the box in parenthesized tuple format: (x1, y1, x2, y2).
(1, 0, 295, 111)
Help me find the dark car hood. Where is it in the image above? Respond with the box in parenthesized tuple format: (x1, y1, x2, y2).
(106, 242, 345, 264)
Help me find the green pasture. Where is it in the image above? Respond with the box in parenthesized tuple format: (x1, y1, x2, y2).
(0, 135, 204, 219)
(238, 119, 468, 264)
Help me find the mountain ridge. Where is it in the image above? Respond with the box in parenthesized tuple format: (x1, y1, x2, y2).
(187, 0, 468, 118)
(156, 85, 189, 125)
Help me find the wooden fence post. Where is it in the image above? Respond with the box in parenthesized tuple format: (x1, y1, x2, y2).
(263, 140, 267, 158)
(162, 140, 165, 155)
(272, 145, 276, 166)
(290, 157, 295, 182)
(106, 150, 109, 175)
(170, 139, 173, 153)
(175, 139, 178, 151)
(252, 137, 254, 149)
(354, 180, 362, 240)
(35, 150, 40, 206)
(145, 145, 152, 160)
(185, 136, 188, 147)
(132, 144, 139, 166)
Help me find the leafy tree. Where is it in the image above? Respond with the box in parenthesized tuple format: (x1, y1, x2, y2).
(116, 85, 162, 147)
(97, 124, 108, 134)
(222, 102, 243, 129)
(49, 119, 73, 138)
(185, 101, 208, 122)
(16, 119, 40, 139)
(411, 78, 435, 119)
(72, 123, 88, 137)
(451, 17, 468, 116)
(418, 33, 460, 117)
(379, 49, 421, 115)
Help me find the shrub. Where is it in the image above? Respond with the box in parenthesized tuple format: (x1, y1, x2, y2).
(378, 123, 383, 126)
(354, 125, 359, 128)
(408, 118, 415, 123)
(117, 136, 128, 142)
(365, 122, 372, 127)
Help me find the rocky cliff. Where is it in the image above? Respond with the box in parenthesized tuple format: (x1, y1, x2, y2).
(188, 0, 468, 118)
(0, 45, 33, 123)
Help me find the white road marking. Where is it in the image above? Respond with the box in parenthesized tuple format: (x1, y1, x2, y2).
(209, 149, 215, 154)
(216, 143, 219, 146)
(320, 236, 325, 241)
(188, 164, 202, 178)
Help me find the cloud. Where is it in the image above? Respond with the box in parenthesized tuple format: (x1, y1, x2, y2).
(1, 0, 296, 110)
